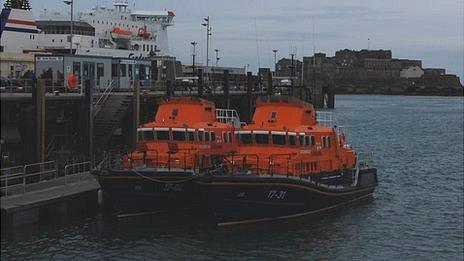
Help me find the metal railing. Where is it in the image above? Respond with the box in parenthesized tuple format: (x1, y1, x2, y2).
(0, 165, 24, 198)
(356, 152, 374, 169)
(64, 161, 91, 184)
(316, 111, 337, 127)
(216, 108, 242, 127)
(94, 80, 115, 115)
(352, 152, 374, 186)
(1, 160, 92, 199)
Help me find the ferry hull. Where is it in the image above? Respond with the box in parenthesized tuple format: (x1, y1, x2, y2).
(94, 168, 205, 217)
(200, 168, 377, 226)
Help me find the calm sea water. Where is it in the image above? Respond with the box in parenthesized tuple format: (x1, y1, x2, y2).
(2, 95, 463, 260)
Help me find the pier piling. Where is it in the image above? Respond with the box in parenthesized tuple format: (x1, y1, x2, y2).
(132, 81, 140, 149)
(35, 79, 45, 163)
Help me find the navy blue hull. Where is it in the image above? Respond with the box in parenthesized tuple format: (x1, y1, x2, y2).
(95, 168, 205, 216)
(199, 169, 377, 225)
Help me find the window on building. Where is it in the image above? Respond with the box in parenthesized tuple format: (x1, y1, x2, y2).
(112, 64, 118, 77)
(156, 130, 170, 141)
(97, 63, 104, 78)
(128, 64, 133, 78)
(255, 133, 269, 144)
(272, 134, 286, 145)
(120, 64, 127, 77)
(73, 62, 81, 82)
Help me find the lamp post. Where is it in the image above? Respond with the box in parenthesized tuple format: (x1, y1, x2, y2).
(289, 46, 297, 96)
(190, 41, 197, 77)
(63, 0, 74, 54)
(272, 49, 278, 71)
(201, 16, 212, 67)
(214, 49, 220, 67)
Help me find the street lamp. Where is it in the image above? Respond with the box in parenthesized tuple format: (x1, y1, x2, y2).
(63, 0, 74, 54)
(201, 16, 212, 67)
(214, 49, 220, 67)
(190, 41, 197, 77)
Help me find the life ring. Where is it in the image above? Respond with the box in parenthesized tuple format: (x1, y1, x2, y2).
(67, 74, 78, 89)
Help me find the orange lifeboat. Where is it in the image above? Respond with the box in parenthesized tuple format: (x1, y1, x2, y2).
(198, 96, 378, 225)
(110, 27, 132, 41)
(123, 97, 239, 170)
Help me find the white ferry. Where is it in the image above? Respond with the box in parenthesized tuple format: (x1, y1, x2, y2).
(1, 0, 174, 58)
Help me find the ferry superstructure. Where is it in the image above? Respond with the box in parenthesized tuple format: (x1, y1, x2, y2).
(1, 0, 174, 58)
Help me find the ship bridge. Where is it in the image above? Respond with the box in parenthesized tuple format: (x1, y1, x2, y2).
(131, 10, 175, 26)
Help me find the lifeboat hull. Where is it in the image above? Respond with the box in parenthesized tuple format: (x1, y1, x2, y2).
(199, 168, 377, 226)
(94, 167, 205, 217)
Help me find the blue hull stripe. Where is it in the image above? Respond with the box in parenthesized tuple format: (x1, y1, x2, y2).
(3, 26, 38, 34)
(0, 8, 12, 38)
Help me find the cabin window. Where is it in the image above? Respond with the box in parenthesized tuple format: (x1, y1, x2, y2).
(322, 136, 331, 148)
(188, 131, 195, 141)
(272, 134, 286, 145)
(211, 132, 216, 142)
(311, 136, 316, 146)
(240, 134, 253, 144)
(270, 111, 277, 120)
(305, 136, 311, 147)
(299, 135, 305, 146)
(255, 134, 269, 144)
(289, 135, 296, 146)
(142, 130, 154, 141)
(223, 132, 228, 143)
(156, 130, 170, 141)
(228, 132, 233, 143)
(198, 131, 204, 142)
(171, 108, 178, 117)
(205, 132, 211, 142)
(172, 130, 186, 141)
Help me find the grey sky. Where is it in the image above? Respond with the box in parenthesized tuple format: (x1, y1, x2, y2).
(13, 0, 464, 78)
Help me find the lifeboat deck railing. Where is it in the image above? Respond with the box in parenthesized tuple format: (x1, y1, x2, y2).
(215, 109, 243, 128)
(99, 149, 214, 174)
(316, 111, 337, 127)
(223, 153, 359, 188)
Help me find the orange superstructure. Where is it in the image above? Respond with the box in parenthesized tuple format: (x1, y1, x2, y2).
(226, 96, 356, 176)
(121, 97, 238, 170)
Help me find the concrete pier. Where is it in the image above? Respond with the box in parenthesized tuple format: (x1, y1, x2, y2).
(1, 172, 100, 228)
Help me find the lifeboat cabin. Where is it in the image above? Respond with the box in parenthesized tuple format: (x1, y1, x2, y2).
(122, 97, 239, 171)
(226, 96, 356, 179)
